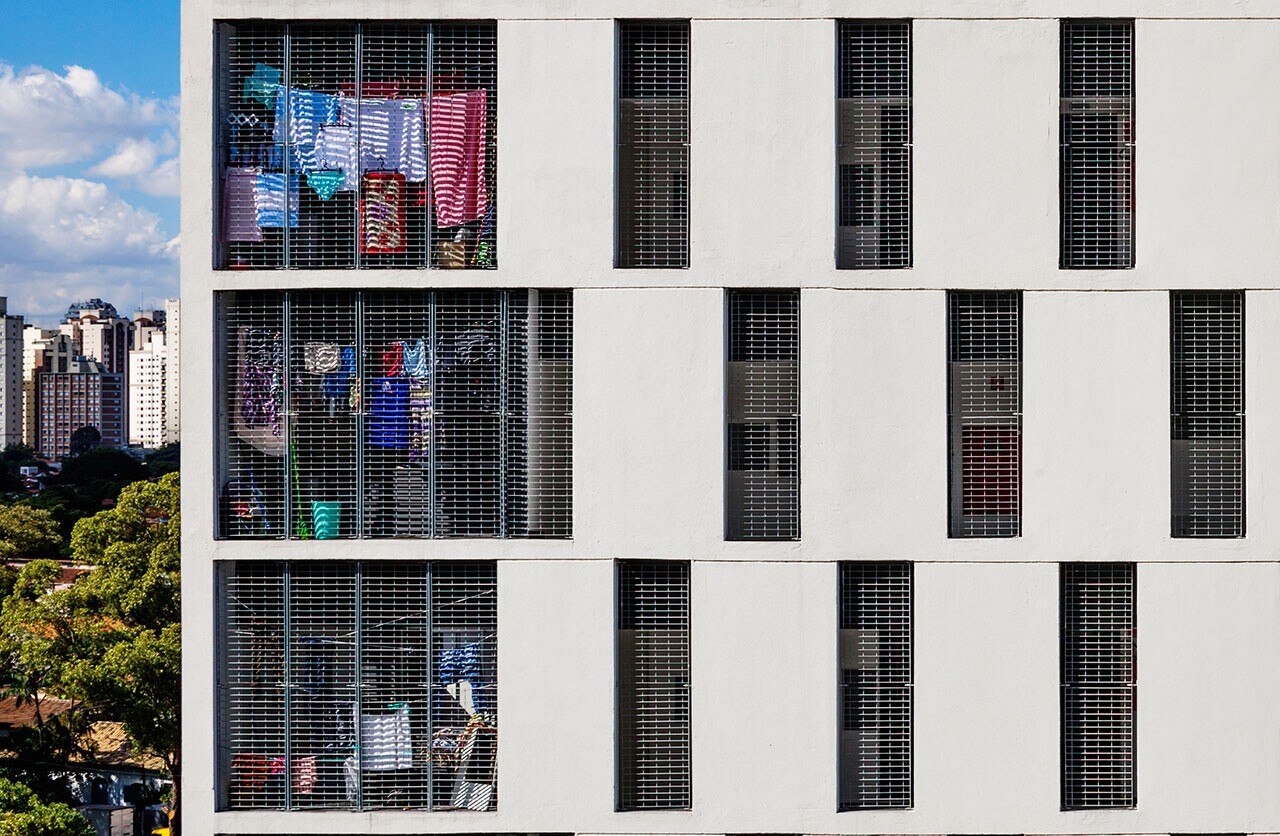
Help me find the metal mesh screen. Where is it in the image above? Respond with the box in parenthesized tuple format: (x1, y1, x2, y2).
(839, 562, 912, 811)
(217, 290, 572, 539)
(217, 561, 498, 811)
(1061, 20, 1134, 269)
(215, 21, 497, 270)
(617, 560, 691, 811)
(1061, 562, 1136, 810)
(1171, 291, 1244, 538)
(617, 20, 690, 269)
(837, 20, 911, 269)
(948, 291, 1022, 537)
(726, 290, 799, 540)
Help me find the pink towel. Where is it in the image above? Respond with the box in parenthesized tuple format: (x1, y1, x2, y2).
(428, 90, 489, 227)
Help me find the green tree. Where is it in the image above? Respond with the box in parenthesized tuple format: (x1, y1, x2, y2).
(63, 473, 181, 832)
(0, 506, 62, 562)
(0, 778, 93, 836)
(66, 427, 100, 459)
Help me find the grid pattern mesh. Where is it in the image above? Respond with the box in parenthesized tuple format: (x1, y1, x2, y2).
(1061, 562, 1136, 810)
(1171, 291, 1244, 538)
(617, 21, 690, 269)
(215, 21, 497, 270)
(726, 290, 799, 540)
(1060, 20, 1134, 269)
(617, 560, 691, 811)
(217, 290, 572, 539)
(837, 20, 911, 269)
(948, 291, 1022, 537)
(217, 561, 498, 811)
(839, 562, 912, 811)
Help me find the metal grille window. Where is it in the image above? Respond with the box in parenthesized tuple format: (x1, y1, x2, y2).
(1171, 291, 1244, 537)
(1061, 562, 1136, 810)
(1061, 20, 1134, 269)
(217, 561, 497, 811)
(617, 21, 690, 269)
(948, 291, 1021, 537)
(215, 21, 497, 270)
(216, 289, 572, 539)
(837, 20, 911, 269)
(617, 560, 691, 810)
(839, 562, 912, 811)
(726, 290, 799, 540)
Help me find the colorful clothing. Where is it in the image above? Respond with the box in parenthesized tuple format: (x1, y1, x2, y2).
(428, 90, 489, 226)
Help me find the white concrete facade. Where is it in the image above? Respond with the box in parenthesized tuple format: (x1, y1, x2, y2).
(182, 3, 1280, 835)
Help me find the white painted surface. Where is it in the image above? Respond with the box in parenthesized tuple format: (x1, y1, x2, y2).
(181, 4, 1280, 834)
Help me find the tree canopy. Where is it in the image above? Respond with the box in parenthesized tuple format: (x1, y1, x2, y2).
(0, 507, 61, 562)
(0, 778, 93, 836)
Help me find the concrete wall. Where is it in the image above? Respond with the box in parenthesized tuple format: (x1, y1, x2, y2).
(182, 3, 1280, 834)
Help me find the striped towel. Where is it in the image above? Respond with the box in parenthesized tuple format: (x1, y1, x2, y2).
(428, 90, 489, 227)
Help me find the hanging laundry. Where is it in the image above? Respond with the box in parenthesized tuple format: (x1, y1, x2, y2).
(368, 376, 410, 449)
(254, 171, 299, 229)
(402, 338, 430, 379)
(338, 80, 401, 98)
(315, 125, 359, 191)
(407, 379, 432, 464)
(223, 166, 263, 242)
(273, 88, 342, 172)
(360, 704, 413, 771)
(428, 89, 489, 227)
(291, 756, 317, 795)
(243, 63, 281, 107)
(302, 342, 341, 374)
(472, 205, 496, 266)
(338, 97, 427, 182)
(322, 346, 357, 403)
(380, 341, 405, 377)
(305, 170, 346, 201)
(360, 172, 407, 254)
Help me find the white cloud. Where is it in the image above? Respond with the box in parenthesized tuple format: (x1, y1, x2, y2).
(0, 63, 175, 172)
(0, 64, 178, 322)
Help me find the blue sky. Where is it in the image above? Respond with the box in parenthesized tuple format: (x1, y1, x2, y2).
(0, 0, 180, 325)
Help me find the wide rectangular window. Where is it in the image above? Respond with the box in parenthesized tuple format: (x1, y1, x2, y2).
(947, 291, 1021, 537)
(726, 290, 799, 540)
(216, 289, 572, 539)
(1060, 20, 1134, 269)
(837, 20, 911, 269)
(217, 561, 497, 811)
(617, 560, 691, 810)
(839, 562, 912, 811)
(1061, 562, 1136, 810)
(1171, 291, 1244, 537)
(617, 20, 690, 269)
(215, 21, 497, 269)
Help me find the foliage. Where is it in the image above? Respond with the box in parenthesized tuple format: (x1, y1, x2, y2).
(19, 449, 149, 548)
(0, 506, 62, 562)
(66, 428, 101, 459)
(0, 778, 93, 836)
(144, 443, 180, 478)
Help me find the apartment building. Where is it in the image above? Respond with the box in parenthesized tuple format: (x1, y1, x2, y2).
(23, 327, 74, 448)
(0, 299, 21, 448)
(129, 328, 168, 448)
(37, 356, 124, 458)
(164, 297, 181, 445)
(182, 3, 1280, 836)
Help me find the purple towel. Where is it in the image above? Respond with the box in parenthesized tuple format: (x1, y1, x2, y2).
(223, 166, 263, 242)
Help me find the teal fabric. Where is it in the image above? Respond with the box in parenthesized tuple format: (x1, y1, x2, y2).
(243, 63, 281, 107)
(306, 170, 346, 201)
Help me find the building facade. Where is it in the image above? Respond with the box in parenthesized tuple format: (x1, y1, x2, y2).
(38, 357, 124, 458)
(0, 299, 22, 448)
(128, 329, 168, 449)
(182, 3, 1280, 836)
(23, 328, 74, 449)
(163, 297, 180, 445)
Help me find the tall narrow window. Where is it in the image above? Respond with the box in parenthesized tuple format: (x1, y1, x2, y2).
(839, 562, 912, 811)
(947, 291, 1022, 537)
(1060, 20, 1134, 268)
(617, 20, 690, 268)
(1061, 562, 1136, 810)
(216, 289, 572, 539)
(1171, 291, 1244, 537)
(617, 560, 691, 810)
(215, 21, 498, 269)
(837, 20, 911, 269)
(217, 561, 498, 811)
(726, 290, 799, 540)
